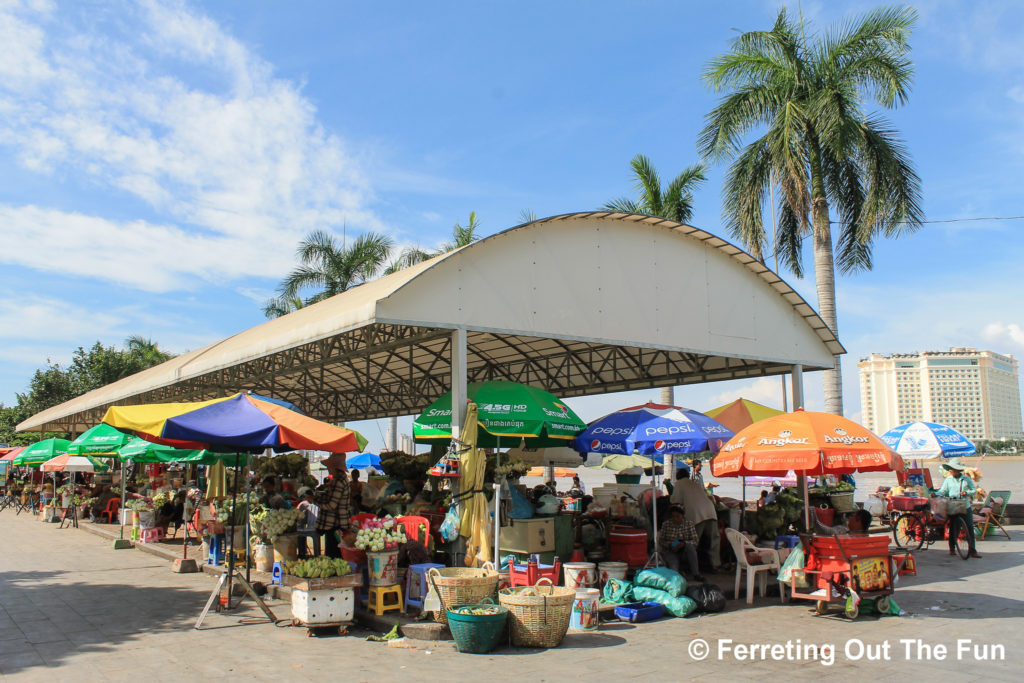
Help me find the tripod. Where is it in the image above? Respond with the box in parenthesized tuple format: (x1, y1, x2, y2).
(194, 458, 276, 629)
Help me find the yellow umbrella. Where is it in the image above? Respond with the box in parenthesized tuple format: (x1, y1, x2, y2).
(458, 403, 491, 567)
(206, 460, 227, 499)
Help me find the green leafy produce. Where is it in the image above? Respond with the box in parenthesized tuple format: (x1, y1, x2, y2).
(284, 557, 353, 579)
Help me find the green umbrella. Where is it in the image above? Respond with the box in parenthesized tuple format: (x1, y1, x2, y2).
(13, 438, 70, 467)
(67, 423, 133, 457)
(118, 437, 244, 466)
(413, 380, 586, 447)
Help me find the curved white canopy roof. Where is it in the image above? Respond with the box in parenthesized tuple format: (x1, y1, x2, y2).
(20, 212, 843, 433)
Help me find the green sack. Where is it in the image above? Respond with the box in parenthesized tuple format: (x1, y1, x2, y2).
(601, 578, 633, 605)
(632, 586, 697, 617)
(634, 567, 688, 598)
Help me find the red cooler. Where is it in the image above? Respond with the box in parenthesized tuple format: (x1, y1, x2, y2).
(609, 529, 648, 566)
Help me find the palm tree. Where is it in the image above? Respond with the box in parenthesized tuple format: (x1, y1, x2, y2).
(278, 230, 394, 303)
(124, 336, 172, 366)
(385, 212, 482, 274)
(603, 155, 707, 224)
(699, 6, 923, 415)
(440, 211, 481, 253)
(262, 295, 306, 320)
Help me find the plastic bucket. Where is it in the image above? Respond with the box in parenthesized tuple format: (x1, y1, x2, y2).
(563, 562, 595, 589)
(814, 506, 835, 526)
(254, 544, 274, 572)
(366, 550, 399, 586)
(598, 561, 628, 586)
(569, 588, 600, 631)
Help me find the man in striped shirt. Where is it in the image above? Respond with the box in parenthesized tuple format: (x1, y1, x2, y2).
(314, 453, 353, 559)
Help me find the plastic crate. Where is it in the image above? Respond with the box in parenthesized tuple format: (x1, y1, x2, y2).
(614, 601, 666, 623)
(889, 495, 928, 512)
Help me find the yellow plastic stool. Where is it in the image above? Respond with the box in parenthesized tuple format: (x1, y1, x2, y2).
(367, 584, 404, 616)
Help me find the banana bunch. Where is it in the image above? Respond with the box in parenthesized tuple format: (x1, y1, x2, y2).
(285, 557, 353, 579)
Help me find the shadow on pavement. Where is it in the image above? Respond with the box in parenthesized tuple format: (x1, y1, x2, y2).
(0, 569, 207, 676)
(892, 589, 1024, 619)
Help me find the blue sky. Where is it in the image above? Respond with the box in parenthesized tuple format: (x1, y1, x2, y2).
(2, 0, 1023, 451)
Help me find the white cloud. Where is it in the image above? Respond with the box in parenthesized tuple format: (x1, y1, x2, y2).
(0, 0, 381, 292)
(981, 322, 1024, 354)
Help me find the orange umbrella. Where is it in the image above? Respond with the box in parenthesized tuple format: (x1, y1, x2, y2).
(711, 410, 903, 528)
(526, 466, 575, 478)
(704, 398, 784, 434)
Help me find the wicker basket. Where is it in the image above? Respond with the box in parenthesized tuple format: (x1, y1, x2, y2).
(828, 492, 856, 513)
(498, 578, 574, 648)
(427, 563, 499, 625)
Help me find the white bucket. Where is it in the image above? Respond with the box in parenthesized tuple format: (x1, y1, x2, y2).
(598, 561, 628, 586)
(254, 544, 275, 572)
(563, 562, 596, 589)
(569, 588, 600, 631)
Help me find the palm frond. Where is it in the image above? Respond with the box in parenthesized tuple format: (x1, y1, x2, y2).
(698, 84, 791, 160)
(722, 136, 773, 261)
(601, 198, 643, 214)
(278, 264, 327, 299)
(629, 155, 662, 214)
(663, 163, 707, 223)
(775, 201, 805, 278)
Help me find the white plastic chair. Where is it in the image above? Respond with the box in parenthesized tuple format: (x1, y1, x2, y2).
(725, 528, 783, 605)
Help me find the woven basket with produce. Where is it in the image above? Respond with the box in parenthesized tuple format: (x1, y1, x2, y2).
(498, 578, 574, 648)
(427, 563, 499, 625)
(446, 598, 508, 654)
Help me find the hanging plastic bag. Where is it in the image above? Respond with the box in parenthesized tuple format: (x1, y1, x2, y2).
(439, 503, 461, 542)
(777, 541, 805, 583)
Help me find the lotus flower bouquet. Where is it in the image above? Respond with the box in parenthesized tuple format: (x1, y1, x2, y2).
(256, 508, 307, 543)
(354, 516, 407, 552)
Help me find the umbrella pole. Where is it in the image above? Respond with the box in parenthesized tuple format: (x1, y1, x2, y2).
(741, 476, 746, 533)
(802, 471, 811, 532)
(225, 458, 239, 608)
(120, 460, 127, 540)
(647, 453, 660, 568)
(493, 437, 501, 569)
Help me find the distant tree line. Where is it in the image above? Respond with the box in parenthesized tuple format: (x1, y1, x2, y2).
(0, 337, 173, 445)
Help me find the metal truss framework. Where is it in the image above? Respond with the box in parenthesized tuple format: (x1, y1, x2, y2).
(40, 322, 799, 434)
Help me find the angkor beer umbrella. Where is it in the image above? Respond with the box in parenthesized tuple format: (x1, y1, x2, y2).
(711, 410, 903, 528)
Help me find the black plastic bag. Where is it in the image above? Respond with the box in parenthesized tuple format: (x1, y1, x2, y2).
(686, 582, 726, 613)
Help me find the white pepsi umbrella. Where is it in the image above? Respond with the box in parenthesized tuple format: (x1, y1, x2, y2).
(880, 421, 976, 459)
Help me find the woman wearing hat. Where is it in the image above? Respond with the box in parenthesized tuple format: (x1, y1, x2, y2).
(935, 460, 981, 559)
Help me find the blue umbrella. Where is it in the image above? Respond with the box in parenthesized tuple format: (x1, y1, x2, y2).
(573, 402, 734, 457)
(346, 452, 381, 469)
(573, 402, 733, 565)
(880, 421, 976, 459)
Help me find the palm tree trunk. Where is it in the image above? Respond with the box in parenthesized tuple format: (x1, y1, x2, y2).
(811, 195, 844, 416)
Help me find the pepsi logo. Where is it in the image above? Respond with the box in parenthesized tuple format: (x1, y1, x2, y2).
(654, 440, 666, 451)
(591, 439, 601, 450)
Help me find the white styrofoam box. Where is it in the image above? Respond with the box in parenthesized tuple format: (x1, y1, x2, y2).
(290, 587, 355, 625)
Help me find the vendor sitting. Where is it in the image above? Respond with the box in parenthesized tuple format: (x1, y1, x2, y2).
(156, 490, 186, 532)
(259, 475, 286, 510)
(659, 504, 703, 582)
(815, 508, 871, 536)
(90, 485, 116, 521)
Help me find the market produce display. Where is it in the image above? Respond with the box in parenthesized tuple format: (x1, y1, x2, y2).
(354, 517, 407, 552)
(257, 508, 306, 542)
(284, 557, 353, 578)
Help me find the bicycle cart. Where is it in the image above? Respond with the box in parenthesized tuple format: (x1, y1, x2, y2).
(890, 495, 972, 559)
(790, 534, 915, 619)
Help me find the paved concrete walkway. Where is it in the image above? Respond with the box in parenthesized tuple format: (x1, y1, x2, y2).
(1, 512, 1021, 681)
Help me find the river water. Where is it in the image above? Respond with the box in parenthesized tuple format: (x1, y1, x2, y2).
(525, 457, 1024, 503)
